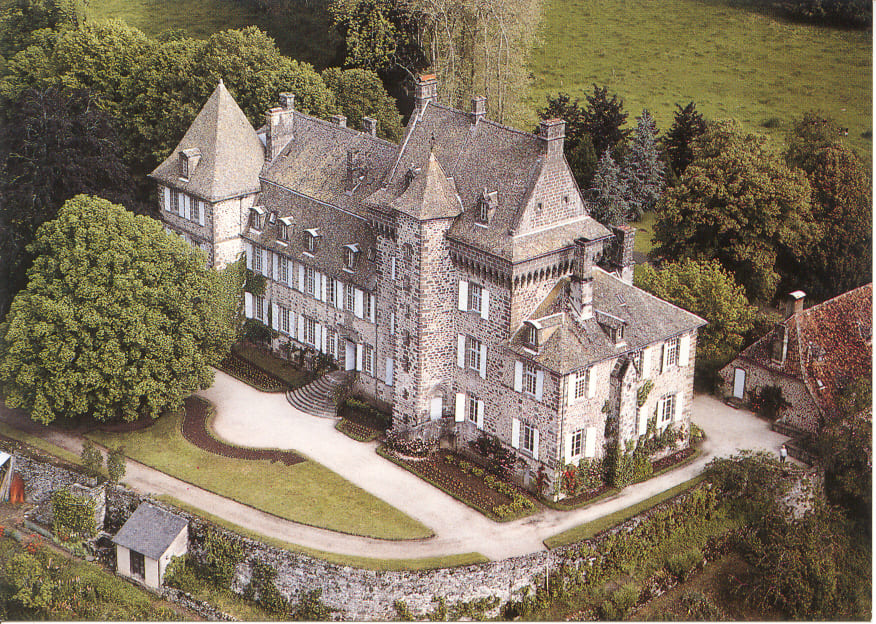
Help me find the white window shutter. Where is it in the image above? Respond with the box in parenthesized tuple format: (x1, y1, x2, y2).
(511, 418, 520, 449)
(679, 334, 691, 367)
(269, 252, 276, 282)
(481, 289, 490, 320)
(479, 343, 487, 378)
(661, 342, 668, 373)
(297, 264, 305, 292)
(244, 292, 253, 318)
(638, 407, 648, 436)
(245, 242, 253, 270)
(390, 311, 396, 335)
(354, 289, 364, 318)
(568, 374, 577, 405)
(641, 347, 650, 378)
(533, 429, 540, 460)
(587, 367, 596, 398)
(181, 194, 189, 219)
(476, 400, 484, 429)
(369, 294, 376, 322)
(458, 280, 468, 311)
(386, 358, 394, 386)
(656, 398, 665, 426)
(355, 344, 363, 371)
(286, 261, 294, 288)
(297, 315, 304, 341)
(456, 335, 465, 368)
(564, 434, 573, 464)
(584, 427, 597, 458)
(163, 187, 171, 211)
(514, 361, 523, 392)
(321, 326, 328, 353)
(675, 392, 684, 422)
(198, 201, 206, 226)
(288, 311, 295, 338)
(271, 303, 279, 331)
(391, 256, 397, 280)
(535, 370, 544, 401)
(334, 281, 343, 307)
(314, 323, 322, 351)
(454, 393, 465, 422)
(321, 275, 328, 302)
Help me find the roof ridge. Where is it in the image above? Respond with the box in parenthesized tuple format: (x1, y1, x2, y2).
(292, 110, 398, 147)
(428, 101, 540, 139)
(593, 267, 707, 327)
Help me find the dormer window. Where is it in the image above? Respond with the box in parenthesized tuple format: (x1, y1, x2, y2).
(404, 166, 421, 189)
(249, 206, 266, 231)
(179, 148, 201, 180)
(608, 325, 625, 344)
(278, 217, 293, 241)
(305, 228, 321, 253)
(595, 309, 627, 347)
(343, 243, 360, 270)
(523, 321, 540, 349)
(476, 189, 497, 225)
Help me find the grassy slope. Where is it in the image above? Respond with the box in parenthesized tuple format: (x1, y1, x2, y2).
(87, 411, 432, 540)
(523, 0, 872, 157)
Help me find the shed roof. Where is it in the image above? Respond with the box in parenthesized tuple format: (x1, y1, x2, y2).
(112, 503, 187, 560)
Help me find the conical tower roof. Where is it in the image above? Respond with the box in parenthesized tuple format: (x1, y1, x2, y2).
(388, 152, 460, 220)
(150, 81, 264, 202)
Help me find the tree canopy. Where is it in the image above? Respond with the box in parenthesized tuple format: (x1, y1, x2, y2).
(0, 0, 84, 57)
(622, 109, 665, 219)
(582, 84, 630, 157)
(589, 151, 628, 226)
(538, 92, 597, 189)
(662, 101, 707, 179)
(322, 67, 403, 141)
(653, 119, 818, 302)
(0, 195, 243, 424)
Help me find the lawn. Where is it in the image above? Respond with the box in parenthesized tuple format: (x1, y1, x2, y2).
(87, 410, 432, 540)
(523, 0, 872, 157)
(630, 211, 656, 256)
(0, 422, 86, 468)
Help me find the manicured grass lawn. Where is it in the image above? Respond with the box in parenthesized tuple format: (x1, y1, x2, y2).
(0, 422, 86, 468)
(159, 495, 488, 571)
(631, 210, 657, 256)
(544, 475, 705, 548)
(231, 343, 314, 390)
(523, 0, 872, 157)
(87, 410, 432, 540)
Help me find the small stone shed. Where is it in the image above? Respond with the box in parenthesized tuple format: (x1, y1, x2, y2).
(112, 502, 188, 589)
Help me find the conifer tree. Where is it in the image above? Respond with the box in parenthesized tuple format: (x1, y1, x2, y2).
(623, 109, 665, 219)
(663, 101, 707, 177)
(589, 151, 629, 226)
(582, 84, 630, 157)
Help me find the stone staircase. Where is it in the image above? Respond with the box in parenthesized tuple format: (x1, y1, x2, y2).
(285, 370, 351, 419)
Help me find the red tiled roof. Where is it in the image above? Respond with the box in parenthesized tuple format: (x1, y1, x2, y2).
(736, 284, 872, 417)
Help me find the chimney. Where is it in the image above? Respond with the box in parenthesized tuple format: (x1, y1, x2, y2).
(538, 118, 565, 160)
(568, 237, 598, 323)
(771, 324, 790, 366)
(330, 114, 347, 128)
(362, 116, 377, 137)
(279, 92, 295, 110)
(414, 74, 438, 116)
(470, 96, 486, 123)
(265, 93, 295, 161)
(785, 290, 806, 319)
(609, 225, 636, 284)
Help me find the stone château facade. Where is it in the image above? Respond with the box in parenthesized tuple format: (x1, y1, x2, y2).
(150, 76, 706, 487)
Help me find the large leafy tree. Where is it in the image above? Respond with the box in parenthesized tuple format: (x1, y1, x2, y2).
(0, 86, 136, 317)
(0, 195, 242, 424)
(662, 101, 707, 179)
(0, 0, 84, 57)
(623, 109, 665, 219)
(635, 258, 756, 386)
(653, 119, 818, 303)
(582, 84, 630, 157)
(783, 112, 871, 301)
(321, 67, 403, 141)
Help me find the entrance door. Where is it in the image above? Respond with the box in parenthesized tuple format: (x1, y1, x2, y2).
(345, 341, 356, 371)
(429, 397, 442, 420)
(733, 368, 746, 399)
(130, 550, 145, 579)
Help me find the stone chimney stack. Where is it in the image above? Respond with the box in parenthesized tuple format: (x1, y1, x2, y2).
(363, 116, 377, 137)
(414, 74, 438, 116)
(471, 96, 486, 123)
(538, 118, 565, 160)
(609, 225, 636, 284)
(785, 290, 806, 319)
(265, 93, 295, 161)
(331, 114, 347, 128)
(568, 237, 599, 323)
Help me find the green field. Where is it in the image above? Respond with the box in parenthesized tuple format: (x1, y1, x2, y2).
(83, 0, 342, 69)
(87, 410, 433, 540)
(524, 0, 872, 156)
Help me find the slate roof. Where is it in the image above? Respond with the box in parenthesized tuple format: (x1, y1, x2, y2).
(112, 503, 187, 560)
(150, 81, 265, 202)
(386, 152, 462, 220)
(731, 284, 872, 416)
(507, 268, 707, 374)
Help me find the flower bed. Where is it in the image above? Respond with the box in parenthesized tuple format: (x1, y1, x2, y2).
(381, 449, 539, 521)
(651, 447, 695, 473)
(335, 400, 391, 443)
(216, 352, 287, 392)
(335, 419, 377, 442)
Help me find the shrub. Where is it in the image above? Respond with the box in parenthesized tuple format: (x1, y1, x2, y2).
(750, 385, 790, 420)
(471, 433, 516, 478)
(163, 555, 200, 594)
(80, 440, 103, 476)
(678, 591, 727, 620)
(51, 489, 97, 542)
(245, 560, 287, 615)
(242, 319, 271, 345)
(107, 446, 126, 484)
(198, 529, 243, 589)
(600, 582, 640, 619)
(665, 547, 702, 581)
(289, 589, 332, 620)
(384, 429, 433, 457)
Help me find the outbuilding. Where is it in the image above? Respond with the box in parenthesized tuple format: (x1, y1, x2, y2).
(112, 503, 188, 588)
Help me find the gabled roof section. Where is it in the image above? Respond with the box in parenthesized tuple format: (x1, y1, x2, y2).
(149, 81, 264, 202)
(111, 503, 187, 560)
(734, 284, 872, 416)
(387, 152, 460, 220)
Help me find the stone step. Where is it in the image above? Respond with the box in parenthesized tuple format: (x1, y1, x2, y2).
(285, 370, 352, 419)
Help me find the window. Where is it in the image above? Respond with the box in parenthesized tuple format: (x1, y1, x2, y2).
(478, 198, 489, 224)
(524, 323, 538, 348)
(344, 284, 355, 311)
(523, 363, 538, 396)
(571, 429, 584, 458)
(279, 306, 290, 334)
(467, 395, 478, 423)
(171, 189, 181, 214)
(666, 337, 679, 368)
(254, 295, 265, 322)
(130, 550, 145, 579)
(465, 336, 482, 371)
(326, 328, 337, 358)
(305, 266, 315, 296)
(658, 393, 676, 428)
(181, 156, 189, 179)
(190, 199, 200, 224)
(344, 246, 358, 269)
(278, 256, 288, 284)
(252, 246, 263, 275)
(468, 283, 482, 313)
(522, 422, 536, 456)
(631, 350, 643, 375)
(609, 324, 625, 343)
(327, 277, 337, 306)
(304, 317, 317, 346)
(363, 344, 374, 376)
(278, 221, 289, 241)
(249, 207, 263, 230)
(574, 369, 589, 400)
(305, 229, 321, 253)
(364, 292, 372, 320)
